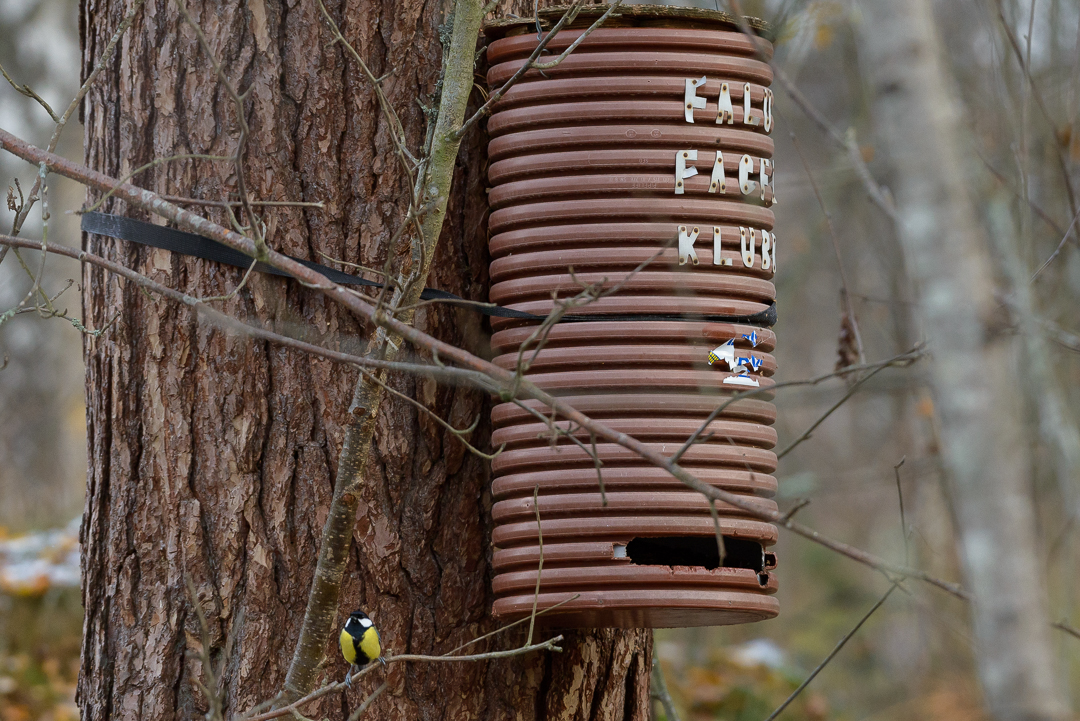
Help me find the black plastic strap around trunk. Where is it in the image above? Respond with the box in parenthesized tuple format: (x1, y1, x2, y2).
(81, 211, 777, 327)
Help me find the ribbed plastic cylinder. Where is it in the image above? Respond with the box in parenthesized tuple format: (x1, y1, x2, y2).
(484, 6, 778, 628)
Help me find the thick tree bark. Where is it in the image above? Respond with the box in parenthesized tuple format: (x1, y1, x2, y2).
(78, 0, 650, 719)
(856, 1, 1067, 719)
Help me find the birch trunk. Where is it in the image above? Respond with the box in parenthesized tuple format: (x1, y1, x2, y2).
(855, 1, 1067, 719)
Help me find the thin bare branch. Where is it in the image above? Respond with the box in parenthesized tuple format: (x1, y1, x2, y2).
(526, 484, 544, 648)
(240, 636, 565, 721)
(672, 348, 924, 464)
(775, 360, 893, 458)
(173, 0, 266, 255)
(84, 153, 233, 213)
(0, 60, 59, 121)
(345, 682, 387, 721)
(789, 129, 865, 365)
(764, 584, 898, 721)
(0, 235, 495, 389)
(1030, 205, 1080, 282)
(453, 0, 598, 139)
(8, 0, 147, 238)
(1052, 621, 1080, 641)
(894, 457, 910, 564)
(994, 0, 1080, 219)
(161, 194, 325, 209)
(650, 647, 681, 721)
(360, 368, 502, 460)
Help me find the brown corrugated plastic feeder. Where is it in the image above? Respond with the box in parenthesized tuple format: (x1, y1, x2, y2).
(483, 4, 779, 629)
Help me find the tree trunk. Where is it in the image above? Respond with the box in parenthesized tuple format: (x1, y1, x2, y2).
(78, 0, 651, 719)
(855, 1, 1067, 719)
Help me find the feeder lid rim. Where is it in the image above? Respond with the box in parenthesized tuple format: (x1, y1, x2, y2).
(483, 4, 774, 41)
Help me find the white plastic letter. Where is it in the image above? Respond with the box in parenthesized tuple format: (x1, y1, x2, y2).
(760, 230, 772, 270)
(709, 151, 726, 193)
(743, 83, 759, 126)
(679, 225, 700, 265)
(759, 158, 772, 201)
(740, 226, 756, 267)
(713, 226, 732, 266)
(684, 77, 707, 123)
(716, 82, 734, 125)
(739, 154, 756, 195)
(763, 88, 773, 132)
(675, 149, 698, 194)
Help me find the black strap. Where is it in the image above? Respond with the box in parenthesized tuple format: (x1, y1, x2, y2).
(81, 211, 777, 327)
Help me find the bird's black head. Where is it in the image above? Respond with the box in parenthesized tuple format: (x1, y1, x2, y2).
(345, 610, 374, 636)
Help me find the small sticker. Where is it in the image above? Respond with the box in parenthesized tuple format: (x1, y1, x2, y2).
(742, 331, 759, 348)
(707, 339, 737, 367)
(724, 374, 760, 387)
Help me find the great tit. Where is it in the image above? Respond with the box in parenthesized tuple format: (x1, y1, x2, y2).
(340, 610, 382, 687)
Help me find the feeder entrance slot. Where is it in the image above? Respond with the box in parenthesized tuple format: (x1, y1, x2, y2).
(625, 536, 766, 574)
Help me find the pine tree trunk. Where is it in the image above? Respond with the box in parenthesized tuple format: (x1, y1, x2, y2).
(78, 0, 652, 718)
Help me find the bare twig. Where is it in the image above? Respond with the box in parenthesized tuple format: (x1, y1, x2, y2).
(707, 499, 726, 566)
(317, 0, 417, 195)
(184, 575, 230, 721)
(531, 2, 624, 70)
(672, 348, 923, 464)
(763, 584, 898, 721)
(0, 60, 59, 122)
(241, 636, 564, 721)
(174, 0, 266, 256)
(0, 235, 495, 389)
(161, 194, 325, 209)
(789, 129, 865, 365)
(1030, 205, 1080, 282)
(359, 368, 502, 460)
(650, 647, 681, 721)
(977, 148, 1065, 236)
(779, 498, 811, 523)
(346, 682, 387, 721)
(775, 360, 893, 459)
(8, 0, 147, 239)
(994, 0, 1080, 219)
(894, 457, 909, 564)
(526, 484, 543, 648)
(84, 153, 233, 213)
(440, 594, 581, 658)
(1052, 621, 1080, 641)
(452, 0, 630, 139)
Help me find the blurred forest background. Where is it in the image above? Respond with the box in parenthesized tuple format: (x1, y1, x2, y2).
(1, 0, 1079, 719)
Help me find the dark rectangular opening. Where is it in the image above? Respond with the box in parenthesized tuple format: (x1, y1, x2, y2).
(624, 535, 765, 573)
